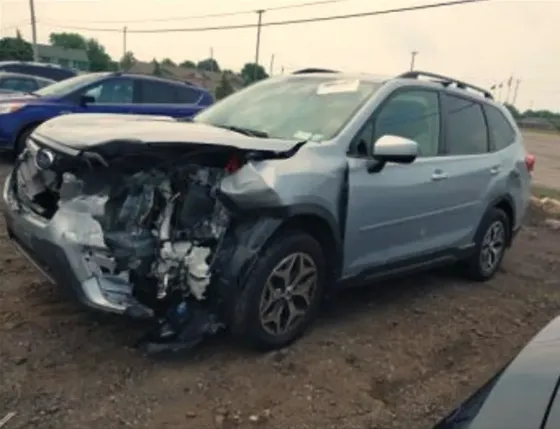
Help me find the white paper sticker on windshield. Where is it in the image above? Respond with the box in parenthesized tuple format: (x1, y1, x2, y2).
(317, 79, 360, 95)
(293, 130, 313, 140)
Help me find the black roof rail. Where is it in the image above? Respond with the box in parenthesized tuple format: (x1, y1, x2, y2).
(292, 68, 339, 74)
(397, 70, 493, 100)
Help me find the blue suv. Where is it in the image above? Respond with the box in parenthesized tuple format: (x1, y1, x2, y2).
(0, 72, 214, 153)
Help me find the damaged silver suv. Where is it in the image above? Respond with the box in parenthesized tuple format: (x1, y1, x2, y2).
(3, 70, 533, 352)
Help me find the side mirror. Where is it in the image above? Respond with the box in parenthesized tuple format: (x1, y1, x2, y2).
(372, 135, 418, 164)
(80, 95, 95, 106)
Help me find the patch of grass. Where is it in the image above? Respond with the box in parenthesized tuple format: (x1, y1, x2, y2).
(533, 185, 560, 200)
(521, 128, 560, 137)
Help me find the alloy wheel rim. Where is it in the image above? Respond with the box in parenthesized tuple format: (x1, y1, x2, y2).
(479, 220, 506, 274)
(259, 252, 318, 336)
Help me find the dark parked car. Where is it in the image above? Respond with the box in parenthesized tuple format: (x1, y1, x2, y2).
(0, 61, 77, 82)
(0, 71, 54, 93)
(433, 315, 560, 429)
(0, 71, 214, 153)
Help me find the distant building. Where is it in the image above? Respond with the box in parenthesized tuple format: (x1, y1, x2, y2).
(37, 44, 89, 72)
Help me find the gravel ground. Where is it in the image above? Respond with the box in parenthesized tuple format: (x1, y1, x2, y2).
(1, 163, 560, 429)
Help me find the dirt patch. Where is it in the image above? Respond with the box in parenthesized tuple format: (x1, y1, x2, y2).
(1, 159, 560, 428)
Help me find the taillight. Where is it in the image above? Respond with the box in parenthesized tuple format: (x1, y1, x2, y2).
(525, 154, 535, 173)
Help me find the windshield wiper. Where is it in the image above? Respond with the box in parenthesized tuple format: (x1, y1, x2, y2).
(214, 124, 269, 138)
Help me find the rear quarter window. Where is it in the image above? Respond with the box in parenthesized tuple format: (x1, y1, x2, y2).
(484, 104, 517, 151)
(175, 85, 202, 104)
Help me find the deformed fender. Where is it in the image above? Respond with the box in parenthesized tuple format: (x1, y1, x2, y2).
(212, 216, 284, 307)
(211, 203, 343, 323)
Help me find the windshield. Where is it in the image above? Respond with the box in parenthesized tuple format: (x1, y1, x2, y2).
(35, 73, 109, 97)
(193, 76, 381, 141)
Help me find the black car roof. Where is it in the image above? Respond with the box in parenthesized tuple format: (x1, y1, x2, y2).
(0, 71, 54, 83)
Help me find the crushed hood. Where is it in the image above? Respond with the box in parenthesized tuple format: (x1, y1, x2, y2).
(33, 113, 305, 155)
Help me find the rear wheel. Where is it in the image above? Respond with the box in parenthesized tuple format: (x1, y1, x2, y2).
(231, 230, 326, 351)
(463, 207, 509, 281)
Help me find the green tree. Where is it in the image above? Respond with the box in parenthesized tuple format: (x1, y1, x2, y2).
(120, 51, 136, 71)
(85, 38, 112, 71)
(152, 59, 163, 76)
(161, 58, 176, 68)
(197, 58, 220, 72)
(0, 31, 32, 61)
(49, 32, 86, 49)
(215, 74, 234, 100)
(179, 60, 196, 68)
(504, 103, 520, 119)
(240, 62, 268, 85)
(49, 32, 112, 71)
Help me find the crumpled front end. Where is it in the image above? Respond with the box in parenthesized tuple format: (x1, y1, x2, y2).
(3, 135, 294, 351)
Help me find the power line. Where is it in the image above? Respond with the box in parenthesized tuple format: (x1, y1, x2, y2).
(47, 0, 352, 24)
(0, 21, 31, 32)
(42, 0, 488, 34)
(41, 0, 489, 33)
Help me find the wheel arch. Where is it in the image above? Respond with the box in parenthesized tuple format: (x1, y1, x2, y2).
(490, 194, 516, 246)
(14, 120, 43, 152)
(273, 204, 343, 284)
(214, 204, 343, 305)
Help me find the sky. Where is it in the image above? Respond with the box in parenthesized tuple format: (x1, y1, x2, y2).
(0, 0, 559, 112)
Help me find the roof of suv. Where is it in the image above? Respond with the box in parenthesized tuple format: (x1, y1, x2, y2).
(289, 68, 495, 103)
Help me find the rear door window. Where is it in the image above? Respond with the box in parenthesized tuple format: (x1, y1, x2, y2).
(444, 94, 489, 155)
(484, 105, 516, 151)
(140, 80, 179, 104)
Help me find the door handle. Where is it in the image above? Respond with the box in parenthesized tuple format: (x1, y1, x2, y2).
(431, 170, 448, 181)
(490, 165, 501, 175)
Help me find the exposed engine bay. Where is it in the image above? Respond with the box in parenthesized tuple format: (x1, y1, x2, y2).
(12, 142, 250, 352)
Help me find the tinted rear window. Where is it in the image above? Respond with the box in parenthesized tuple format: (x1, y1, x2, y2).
(141, 80, 181, 103)
(176, 85, 202, 104)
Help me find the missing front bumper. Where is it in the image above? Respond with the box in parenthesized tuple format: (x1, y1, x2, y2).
(3, 172, 153, 317)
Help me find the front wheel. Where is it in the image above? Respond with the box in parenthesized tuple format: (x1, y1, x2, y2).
(462, 207, 510, 281)
(231, 230, 326, 351)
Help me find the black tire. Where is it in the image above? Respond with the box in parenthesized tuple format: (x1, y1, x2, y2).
(463, 207, 510, 281)
(14, 124, 38, 156)
(231, 230, 326, 351)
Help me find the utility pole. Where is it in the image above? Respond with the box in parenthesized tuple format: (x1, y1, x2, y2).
(29, 0, 38, 61)
(269, 54, 275, 76)
(281, 66, 285, 75)
(254, 9, 265, 80)
(410, 51, 418, 71)
(512, 79, 521, 105)
(123, 26, 127, 58)
(505, 76, 513, 104)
